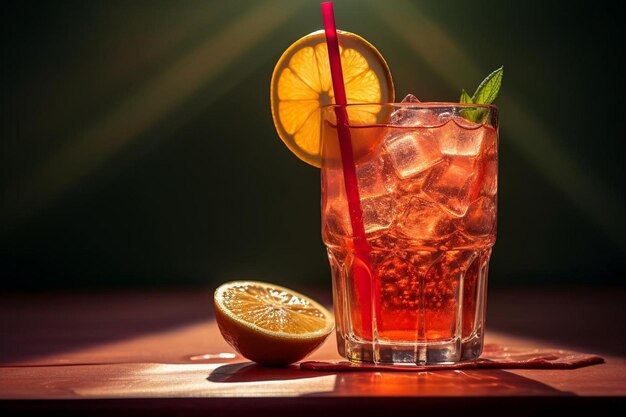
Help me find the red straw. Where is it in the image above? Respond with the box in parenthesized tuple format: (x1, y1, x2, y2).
(321, 2, 376, 338)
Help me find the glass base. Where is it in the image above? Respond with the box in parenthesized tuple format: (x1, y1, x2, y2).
(337, 331, 484, 365)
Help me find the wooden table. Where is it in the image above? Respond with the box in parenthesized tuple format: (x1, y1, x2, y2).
(1, 289, 624, 415)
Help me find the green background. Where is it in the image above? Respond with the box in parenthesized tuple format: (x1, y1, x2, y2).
(2, 0, 624, 290)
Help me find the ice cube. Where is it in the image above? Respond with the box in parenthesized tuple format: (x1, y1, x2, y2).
(390, 94, 439, 127)
(435, 109, 457, 124)
(321, 166, 345, 201)
(482, 158, 497, 197)
(396, 197, 455, 243)
(397, 169, 429, 195)
(391, 109, 439, 127)
(464, 196, 496, 236)
(481, 139, 498, 197)
(356, 153, 397, 198)
(438, 118, 485, 156)
(401, 94, 421, 103)
(423, 156, 477, 217)
(361, 195, 395, 234)
(385, 131, 443, 179)
(322, 201, 350, 248)
(440, 230, 476, 250)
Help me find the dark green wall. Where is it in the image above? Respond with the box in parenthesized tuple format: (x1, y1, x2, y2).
(2, 0, 624, 290)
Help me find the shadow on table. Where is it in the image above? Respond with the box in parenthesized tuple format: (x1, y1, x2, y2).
(209, 363, 572, 396)
(0, 292, 212, 364)
(208, 362, 326, 383)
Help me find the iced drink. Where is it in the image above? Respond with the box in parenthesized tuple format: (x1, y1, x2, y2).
(321, 100, 498, 364)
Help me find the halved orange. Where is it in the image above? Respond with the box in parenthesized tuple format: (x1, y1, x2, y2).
(270, 30, 394, 167)
(214, 281, 334, 366)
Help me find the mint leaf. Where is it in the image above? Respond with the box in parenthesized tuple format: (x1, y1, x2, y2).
(472, 66, 503, 105)
(460, 89, 480, 121)
(460, 107, 482, 123)
(459, 89, 473, 104)
(459, 67, 502, 123)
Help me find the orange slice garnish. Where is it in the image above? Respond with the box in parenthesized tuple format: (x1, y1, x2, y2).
(270, 30, 394, 167)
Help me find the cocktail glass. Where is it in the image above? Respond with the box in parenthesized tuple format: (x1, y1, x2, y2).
(321, 102, 498, 365)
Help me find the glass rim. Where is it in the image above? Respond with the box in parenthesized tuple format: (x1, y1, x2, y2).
(322, 101, 498, 110)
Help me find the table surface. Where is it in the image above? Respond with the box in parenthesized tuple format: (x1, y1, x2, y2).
(1, 288, 624, 414)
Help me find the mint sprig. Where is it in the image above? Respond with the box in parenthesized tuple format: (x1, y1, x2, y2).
(459, 89, 473, 104)
(459, 66, 503, 122)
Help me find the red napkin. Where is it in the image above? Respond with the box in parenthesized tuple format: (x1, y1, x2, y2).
(300, 344, 604, 372)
